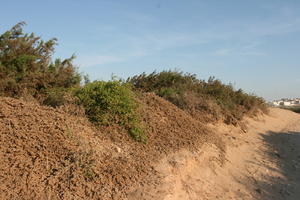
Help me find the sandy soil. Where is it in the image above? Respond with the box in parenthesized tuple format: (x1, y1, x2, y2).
(0, 94, 222, 199)
(132, 108, 300, 200)
(1, 95, 299, 200)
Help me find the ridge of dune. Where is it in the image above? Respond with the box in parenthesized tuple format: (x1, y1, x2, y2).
(132, 108, 300, 200)
(0, 94, 223, 200)
(1, 95, 299, 200)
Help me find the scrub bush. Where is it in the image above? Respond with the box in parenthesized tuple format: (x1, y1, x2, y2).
(75, 80, 146, 142)
(128, 70, 267, 124)
(0, 22, 81, 104)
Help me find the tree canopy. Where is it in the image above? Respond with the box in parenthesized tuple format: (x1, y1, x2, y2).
(0, 22, 81, 100)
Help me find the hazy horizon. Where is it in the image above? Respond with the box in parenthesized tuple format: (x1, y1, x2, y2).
(1, 0, 299, 101)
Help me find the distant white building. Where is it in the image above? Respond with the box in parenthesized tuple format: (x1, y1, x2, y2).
(272, 98, 300, 107)
(272, 101, 283, 106)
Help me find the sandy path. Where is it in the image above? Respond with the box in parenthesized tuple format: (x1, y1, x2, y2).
(130, 108, 300, 200)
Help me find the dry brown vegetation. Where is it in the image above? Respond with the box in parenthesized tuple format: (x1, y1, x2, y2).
(0, 23, 270, 199)
(128, 70, 268, 125)
(0, 94, 225, 199)
(0, 22, 81, 105)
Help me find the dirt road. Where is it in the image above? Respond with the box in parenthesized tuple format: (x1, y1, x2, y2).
(131, 108, 300, 200)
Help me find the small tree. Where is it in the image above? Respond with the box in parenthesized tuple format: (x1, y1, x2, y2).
(0, 22, 81, 103)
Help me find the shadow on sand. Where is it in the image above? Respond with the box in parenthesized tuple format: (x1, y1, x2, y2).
(247, 131, 300, 200)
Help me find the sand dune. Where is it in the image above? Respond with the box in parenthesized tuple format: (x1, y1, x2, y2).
(131, 108, 300, 200)
(1, 95, 299, 200)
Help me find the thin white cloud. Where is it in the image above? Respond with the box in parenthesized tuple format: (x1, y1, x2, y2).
(213, 42, 266, 57)
(214, 48, 233, 56)
(75, 3, 300, 66)
(117, 16, 300, 58)
(247, 18, 300, 37)
(77, 55, 122, 67)
(75, 50, 151, 67)
(126, 32, 209, 55)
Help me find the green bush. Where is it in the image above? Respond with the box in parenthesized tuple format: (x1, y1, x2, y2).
(0, 22, 267, 131)
(42, 88, 68, 107)
(202, 77, 267, 121)
(128, 70, 204, 109)
(75, 80, 146, 142)
(0, 22, 81, 104)
(128, 70, 267, 124)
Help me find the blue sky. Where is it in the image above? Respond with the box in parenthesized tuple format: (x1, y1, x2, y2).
(0, 0, 300, 100)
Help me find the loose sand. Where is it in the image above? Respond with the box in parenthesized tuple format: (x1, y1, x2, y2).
(0, 94, 222, 199)
(1, 95, 299, 200)
(131, 108, 300, 200)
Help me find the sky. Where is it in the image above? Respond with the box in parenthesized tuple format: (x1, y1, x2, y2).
(0, 0, 299, 101)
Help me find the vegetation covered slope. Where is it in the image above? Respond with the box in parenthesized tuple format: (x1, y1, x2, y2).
(0, 23, 268, 199)
(128, 70, 267, 125)
(0, 94, 224, 200)
(0, 23, 268, 136)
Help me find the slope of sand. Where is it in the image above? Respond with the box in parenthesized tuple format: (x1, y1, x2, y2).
(132, 108, 300, 200)
(1, 95, 299, 200)
(0, 94, 223, 200)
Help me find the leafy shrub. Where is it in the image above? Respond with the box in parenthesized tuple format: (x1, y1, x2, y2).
(75, 80, 146, 142)
(202, 77, 263, 122)
(0, 22, 81, 104)
(42, 88, 68, 107)
(128, 70, 204, 109)
(128, 70, 267, 124)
